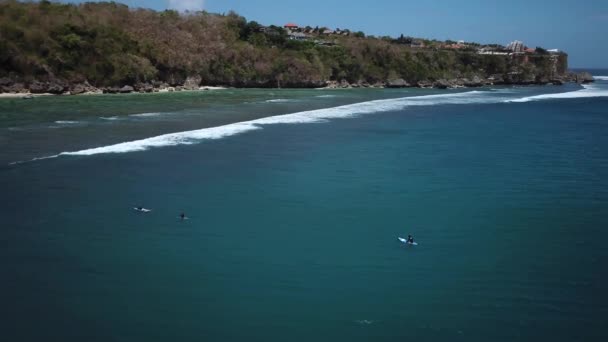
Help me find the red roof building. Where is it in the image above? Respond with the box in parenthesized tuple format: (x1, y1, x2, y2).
(284, 23, 299, 29)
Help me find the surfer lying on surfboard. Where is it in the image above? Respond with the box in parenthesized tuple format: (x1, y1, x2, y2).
(398, 235, 418, 245)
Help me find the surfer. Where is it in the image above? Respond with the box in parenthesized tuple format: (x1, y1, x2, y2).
(180, 212, 185, 220)
(407, 235, 414, 244)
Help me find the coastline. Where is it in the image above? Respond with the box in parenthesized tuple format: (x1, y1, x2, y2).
(0, 93, 53, 99)
(0, 86, 228, 99)
(0, 73, 596, 99)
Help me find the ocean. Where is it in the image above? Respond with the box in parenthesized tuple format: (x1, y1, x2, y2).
(1, 73, 608, 341)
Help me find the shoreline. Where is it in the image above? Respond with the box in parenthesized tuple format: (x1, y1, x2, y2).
(0, 93, 54, 99)
(0, 70, 599, 99)
(0, 83, 575, 99)
(0, 86, 228, 99)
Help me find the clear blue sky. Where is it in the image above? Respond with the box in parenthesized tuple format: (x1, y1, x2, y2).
(62, 0, 607, 68)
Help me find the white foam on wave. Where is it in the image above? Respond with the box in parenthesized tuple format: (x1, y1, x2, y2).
(13, 90, 501, 162)
(13, 85, 608, 166)
(100, 116, 121, 121)
(265, 99, 295, 103)
(129, 112, 162, 118)
(593, 76, 608, 81)
(61, 122, 262, 156)
(54, 120, 80, 124)
(316, 94, 338, 98)
(9, 154, 59, 166)
(506, 84, 608, 103)
(258, 91, 505, 126)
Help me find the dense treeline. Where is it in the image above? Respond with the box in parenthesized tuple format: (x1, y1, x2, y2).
(0, 0, 566, 90)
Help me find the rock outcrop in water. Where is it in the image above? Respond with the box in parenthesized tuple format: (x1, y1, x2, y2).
(573, 72, 594, 84)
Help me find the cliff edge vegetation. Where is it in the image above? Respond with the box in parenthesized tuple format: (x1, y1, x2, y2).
(0, 0, 589, 94)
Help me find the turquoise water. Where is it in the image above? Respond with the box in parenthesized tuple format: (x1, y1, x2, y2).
(1, 76, 608, 341)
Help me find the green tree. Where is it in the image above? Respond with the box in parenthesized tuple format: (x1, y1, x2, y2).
(0, 1, 567, 88)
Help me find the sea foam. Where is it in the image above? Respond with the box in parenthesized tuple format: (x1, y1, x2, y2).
(265, 99, 296, 103)
(16, 91, 498, 160)
(100, 116, 121, 121)
(593, 76, 608, 81)
(62, 122, 261, 156)
(54, 120, 80, 124)
(12, 88, 598, 163)
(129, 112, 163, 118)
(506, 84, 608, 103)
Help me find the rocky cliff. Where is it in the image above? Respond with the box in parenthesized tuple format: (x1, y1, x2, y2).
(0, 1, 589, 95)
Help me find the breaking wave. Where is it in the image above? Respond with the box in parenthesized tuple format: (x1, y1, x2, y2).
(11, 86, 606, 164)
(100, 116, 121, 121)
(61, 122, 261, 156)
(54, 120, 80, 124)
(506, 84, 608, 103)
(593, 76, 608, 81)
(129, 112, 162, 118)
(49, 120, 85, 128)
(265, 99, 296, 103)
(10, 91, 500, 163)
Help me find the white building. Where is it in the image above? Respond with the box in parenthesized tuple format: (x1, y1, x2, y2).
(506, 40, 524, 53)
(289, 32, 309, 41)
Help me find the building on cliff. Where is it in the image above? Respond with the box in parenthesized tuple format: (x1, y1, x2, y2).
(507, 40, 525, 53)
(289, 32, 309, 41)
(477, 46, 510, 55)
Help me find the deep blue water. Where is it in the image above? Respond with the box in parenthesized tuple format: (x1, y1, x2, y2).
(1, 77, 608, 341)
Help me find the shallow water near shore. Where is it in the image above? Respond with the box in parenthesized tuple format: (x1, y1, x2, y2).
(1, 76, 608, 341)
